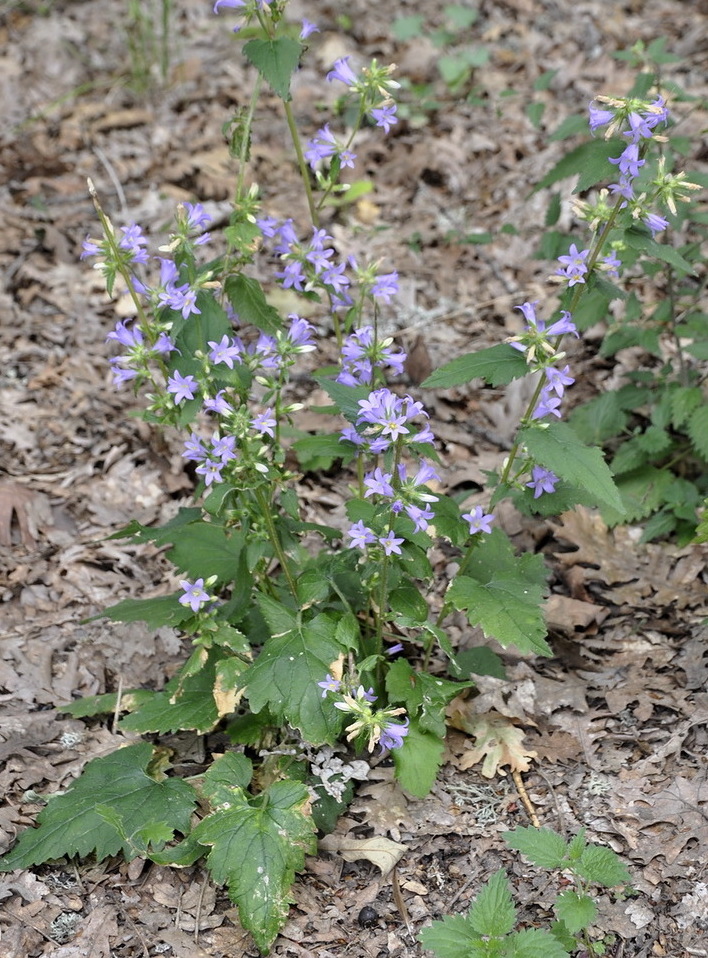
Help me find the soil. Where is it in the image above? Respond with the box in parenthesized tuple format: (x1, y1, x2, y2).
(1, 1, 707, 956)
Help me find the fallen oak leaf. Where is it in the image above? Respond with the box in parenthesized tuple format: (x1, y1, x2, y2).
(318, 834, 407, 876)
(448, 704, 537, 778)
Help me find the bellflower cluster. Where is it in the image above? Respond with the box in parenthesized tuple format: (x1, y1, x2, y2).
(305, 124, 356, 171)
(337, 325, 406, 386)
(105, 318, 175, 387)
(183, 430, 239, 486)
(342, 387, 434, 454)
(326, 56, 400, 134)
(319, 678, 409, 754)
(213, 0, 272, 32)
(586, 94, 699, 243)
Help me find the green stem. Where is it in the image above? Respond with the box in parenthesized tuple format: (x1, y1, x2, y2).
(235, 76, 263, 206)
(283, 100, 319, 227)
(254, 486, 298, 599)
(500, 192, 627, 484)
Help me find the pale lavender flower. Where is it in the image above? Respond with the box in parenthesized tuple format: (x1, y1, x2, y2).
(370, 103, 398, 133)
(179, 578, 210, 612)
(405, 503, 435, 533)
(80, 236, 101, 259)
(251, 408, 277, 438)
(371, 270, 399, 302)
(526, 466, 559, 498)
(588, 102, 615, 132)
(462, 506, 494, 535)
(167, 370, 198, 403)
(300, 18, 319, 39)
(347, 520, 377, 549)
(195, 460, 223, 486)
(532, 386, 563, 420)
(545, 364, 574, 397)
(364, 467, 395, 498)
(609, 142, 645, 178)
(643, 211, 669, 235)
(211, 433, 237, 462)
(318, 675, 341, 697)
(379, 718, 408, 751)
(107, 319, 143, 349)
(602, 251, 622, 278)
(204, 391, 233, 415)
(327, 56, 357, 88)
(183, 433, 208, 461)
(379, 531, 404, 556)
(208, 335, 242, 368)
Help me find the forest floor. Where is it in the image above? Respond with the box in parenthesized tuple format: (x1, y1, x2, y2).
(1, 0, 708, 956)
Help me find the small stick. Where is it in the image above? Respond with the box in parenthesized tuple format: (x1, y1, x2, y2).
(512, 769, 541, 827)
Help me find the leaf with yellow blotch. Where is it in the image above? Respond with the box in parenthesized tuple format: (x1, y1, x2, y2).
(319, 834, 407, 875)
(449, 706, 537, 778)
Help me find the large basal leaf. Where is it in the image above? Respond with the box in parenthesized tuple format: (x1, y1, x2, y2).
(244, 611, 347, 744)
(422, 343, 529, 389)
(521, 420, 625, 514)
(193, 779, 316, 954)
(242, 37, 303, 101)
(0, 743, 197, 870)
(119, 649, 223, 734)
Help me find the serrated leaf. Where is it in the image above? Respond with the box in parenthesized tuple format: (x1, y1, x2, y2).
(602, 465, 674, 526)
(576, 844, 632, 887)
(244, 612, 347, 744)
(0, 743, 197, 870)
(166, 522, 246, 585)
(119, 651, 222, 734)
(422, 343, 529, 389)
(670, 386, 703, 429)
(507, 928, 571, 958)
(623, 227, 695, 274)
(688, 405, 708, 461)
(503, 826, 567, 869)
(316, 378, 372, 424)
(202, 752, 253, 801)
(58, 688, 153, 718)
(468, 869, 516, 937)
(446, 529, 549, 655)
(393, 721, 445, 797)
(419, 913, 482, 958)
(386, 659, 472, 738)
(521, 420, 624, 513)
(242, 37, 303, 101)
(555, 891, 596, 934)
(532, 138, 624, 194)
(224, 274, 281, 335)
(98, 594, 193, 629)
(292, 433, 348, 471)
(193, 780, 316, 953)
(569, 392, 628, 444)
